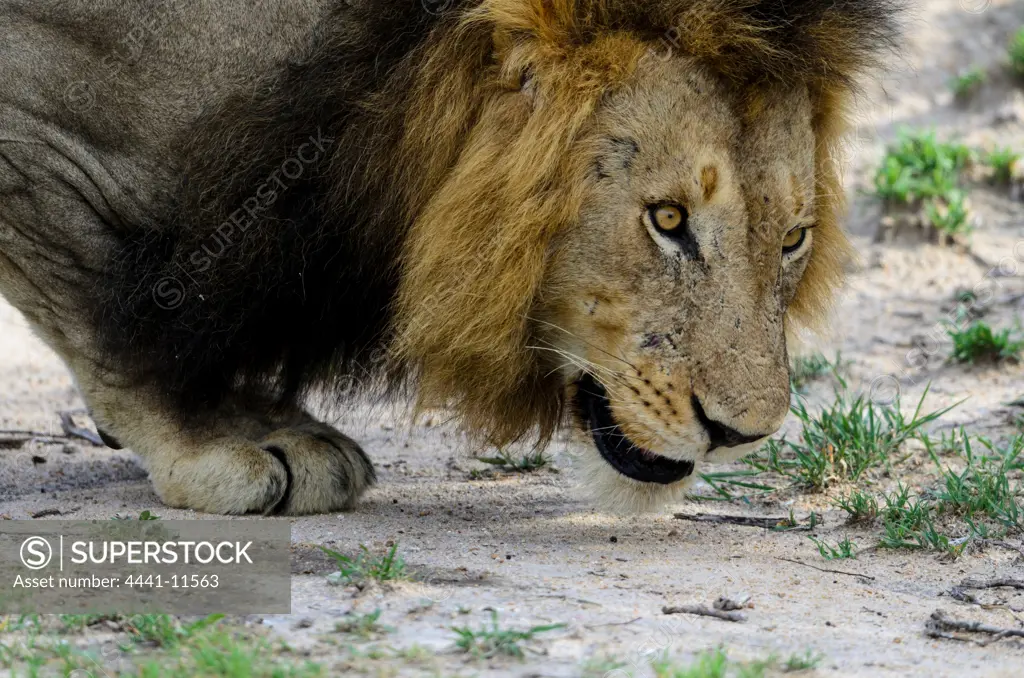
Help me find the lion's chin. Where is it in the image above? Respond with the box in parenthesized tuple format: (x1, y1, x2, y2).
(572, 373, 702, 512)
(574, 447, 698, 514)
(574, 373, 697, 484)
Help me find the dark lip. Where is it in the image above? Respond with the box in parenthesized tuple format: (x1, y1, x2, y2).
(574, 373, 695, 485)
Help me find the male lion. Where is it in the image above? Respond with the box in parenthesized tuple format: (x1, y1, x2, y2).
(0, 0, 897, 514)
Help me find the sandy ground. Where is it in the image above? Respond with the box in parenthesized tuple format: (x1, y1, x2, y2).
(3, 0, 1024, 675)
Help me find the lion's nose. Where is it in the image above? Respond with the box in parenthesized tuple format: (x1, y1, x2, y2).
(690, 395, 766, 449)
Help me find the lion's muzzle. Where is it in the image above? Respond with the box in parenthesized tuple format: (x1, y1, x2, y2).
(574, 373, 696, 484)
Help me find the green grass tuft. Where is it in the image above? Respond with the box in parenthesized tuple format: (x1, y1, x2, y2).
(947, 321, 1024, 363)
(451, 611, 565, 660)
(581, 654, 628, 677)
(321, 543, 407, 586)
(874, 129, 973, 236)
(651, 649, 729, 678)
(950, 69, 985, 100)
(1011, 27, 1024, 76)
(747, 387, 954, 492)
(649, 648, 824, 678)
(334, 609, 391, 639)
(1, 615, 319, 678)
(923, 190, 971, 236)
(697, 469, 777, 502)
(833, 490, 880, 524)
(986, 147, 1020, 184)
(926, 433, 1022, 532)
(808, 536, 857, 560)
(135, 628, 322, 677)
(127, 614, 225, 649)
(878, 482, 960, 554)
(112, 509, 161, 521)
(57, 614, 117, 632)
(865, 433, 1024, 555)
(782, 649, 825, 672)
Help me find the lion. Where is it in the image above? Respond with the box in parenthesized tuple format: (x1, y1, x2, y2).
(0, 0, 897, 514)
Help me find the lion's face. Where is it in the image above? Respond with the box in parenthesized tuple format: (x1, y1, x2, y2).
(535, 57, 818, 502)
(397, 2, 878, 510)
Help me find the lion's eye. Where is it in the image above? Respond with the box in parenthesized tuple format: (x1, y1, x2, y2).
(649, 204, 687, 233)
(782, 227, 807, 255)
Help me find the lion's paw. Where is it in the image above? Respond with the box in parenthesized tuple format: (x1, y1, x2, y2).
(258, 422, 376, 515)
(148, 423, 375, 515)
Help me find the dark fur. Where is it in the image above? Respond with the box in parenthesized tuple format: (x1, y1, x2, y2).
(97, 0, 899, 414)
(98, 0, 454, 410)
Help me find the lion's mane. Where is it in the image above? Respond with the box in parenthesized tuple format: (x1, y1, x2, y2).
(98, 0, 898, 444)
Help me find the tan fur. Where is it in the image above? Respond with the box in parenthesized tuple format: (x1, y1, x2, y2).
(396, 27, 649, 445)
(700, 165, 719, 203)
(389, 0, 884, 511)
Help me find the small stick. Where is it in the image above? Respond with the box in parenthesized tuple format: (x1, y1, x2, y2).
(959, 577, 1024, 591)
(947, 587, 1011, 610)
(30, 508, 64, 518)
(536, 594, 603, 607)
(0, 430, 60, 438)
(974, 540, 1024, 558)
(0, 432, 76, 449)
(585, 617, 642, 629)
(966, 250, 999, 272)
(662, 605, 746, 622)
(0, 429, 102, 448)
(774, 556, 875, 582)
(673, 513, 793, 529)
(926, 609, 1024, 646)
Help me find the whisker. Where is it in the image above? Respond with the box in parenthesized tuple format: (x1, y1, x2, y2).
(529, 344, 625, 379)
(587, 424, 623, 433)
(527, 343, 633, 391)
(527, 316, 640, 372)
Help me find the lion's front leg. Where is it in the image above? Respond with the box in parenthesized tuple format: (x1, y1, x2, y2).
(84, 380, 376, 515)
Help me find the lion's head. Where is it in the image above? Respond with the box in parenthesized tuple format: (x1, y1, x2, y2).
(394, 0, 895, 508)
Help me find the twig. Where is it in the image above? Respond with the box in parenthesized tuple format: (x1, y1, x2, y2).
(975, 540, 1024, 558)
(960, 577, 1024, 591)
(662, 605, 746, 622)
(0, 430, 64, 440)
(950, 576, 1024, 608)
(774, 556, 875, 582)
(585, 617, 642, 629)
(30, 508, 66, 518)
(673, 512, 799, 529)
(948, 588, 981, 605)
(925, 609, 1024, 646)
(0, 428, 103, 449)
(536, 594, 602, 607)
(966, 249, 999, 273)
(0, 431, 75, 449)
